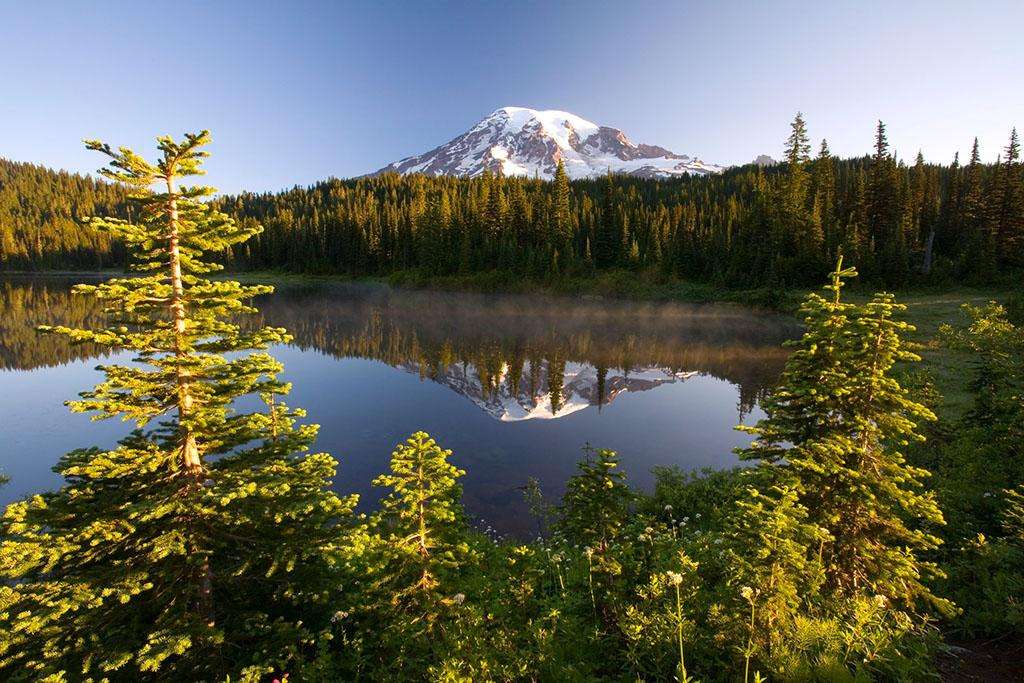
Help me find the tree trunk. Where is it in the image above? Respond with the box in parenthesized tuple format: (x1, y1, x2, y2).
(921, 228, 935, 274)
(167, 178, 201, 472)
(166, 173, 214, 627)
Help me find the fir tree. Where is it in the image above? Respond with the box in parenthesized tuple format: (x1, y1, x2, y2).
(557, 447, 631, 557)
(866, 121, 905, 282)
(0, 132, 354, 680)
(371, 432, 467, 596)
(595, 172, 618, 268)
(553, 159, 572, 248)
(993, 128, 1023, 266)
(738, 258, 949, 612)
(812, 139, 836, 259)
(960, 137, 992, 274)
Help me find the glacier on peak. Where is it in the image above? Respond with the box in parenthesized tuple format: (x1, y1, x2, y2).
(373, 106, 723, 181)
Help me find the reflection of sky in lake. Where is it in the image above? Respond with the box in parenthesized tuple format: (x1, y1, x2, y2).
(0, 277, 798, 536)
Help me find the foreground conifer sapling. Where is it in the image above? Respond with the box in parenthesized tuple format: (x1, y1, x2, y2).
(0, 131, 354, 680)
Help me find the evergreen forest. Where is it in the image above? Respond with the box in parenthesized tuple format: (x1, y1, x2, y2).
(2, 116, 1022, 292)
(0, 128, 1022, 681)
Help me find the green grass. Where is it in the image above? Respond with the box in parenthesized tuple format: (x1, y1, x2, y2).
(869, 288, 1014, 420)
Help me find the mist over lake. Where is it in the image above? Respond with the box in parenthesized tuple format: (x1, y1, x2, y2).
(0, 275, 796, 536)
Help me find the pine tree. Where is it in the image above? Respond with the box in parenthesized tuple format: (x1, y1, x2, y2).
(371, 432, 468, 596)
(557, 447, 631, 554)
(782, 112, 811, 221)
(737, 258, 949, 612)
(724, 481, 826, 669)
(866, 121, 905, 282)
(595, 172, 618, 267)
(552, 159, 572, 249)
(508, 180, 531, 248)
(993, 129, 1023, 266)
(485, 171, 507, 240)
(812, 139, 836, 259)
(774, 112, 821, 277)
(960, 137, 992, 275)
(0, 132, 354, 680)
(937, 151, 962, 261)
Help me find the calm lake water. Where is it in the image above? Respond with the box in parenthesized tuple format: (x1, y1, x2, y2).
(0, 275, 797, 536)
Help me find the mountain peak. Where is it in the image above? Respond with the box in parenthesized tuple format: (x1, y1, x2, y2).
(374, 107, 722, 180)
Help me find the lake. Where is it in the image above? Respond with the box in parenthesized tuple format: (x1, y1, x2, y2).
(0, 275, 797, 536)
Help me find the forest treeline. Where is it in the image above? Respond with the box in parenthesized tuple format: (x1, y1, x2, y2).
(3, 116, 1022, 288)
(0, 158, 127, 269)
(1, 131, 1023, 681)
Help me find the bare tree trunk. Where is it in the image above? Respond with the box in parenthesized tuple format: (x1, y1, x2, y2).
(921, 228, 935, 274)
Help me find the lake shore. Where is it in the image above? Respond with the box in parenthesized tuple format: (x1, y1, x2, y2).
(4, 268, 1012, 421)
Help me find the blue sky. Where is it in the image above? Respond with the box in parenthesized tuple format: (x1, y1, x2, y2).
(2, 1, 1021, 193)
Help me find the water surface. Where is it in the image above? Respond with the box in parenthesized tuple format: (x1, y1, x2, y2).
(0, 276, 796, 535)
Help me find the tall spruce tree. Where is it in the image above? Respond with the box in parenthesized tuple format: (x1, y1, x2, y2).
(0, 132, 354, 680)
(960, 138, 991, 275)
(812, 139, 836, 260)
(866, 121, 905, 282)
(772, 112, 821, 278)
(552, 159, 572, 249)
(595, 172, 618, 267)
(737, 258, 949, 612)
(993, 128, 1023, 267)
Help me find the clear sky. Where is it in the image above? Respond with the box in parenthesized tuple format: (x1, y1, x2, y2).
(2, 1, 1021, 193)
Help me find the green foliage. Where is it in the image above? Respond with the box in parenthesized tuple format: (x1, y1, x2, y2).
(941, 488, 1024, 636)
(5, 161, 1020, 681)
(557, 447, 632, 557)
(738, 258, 947, 611)
(372, 431, 469, 595)
(7, 118, 1023, 290)
(0, 132, 352, 680)
(0, 157, 128, 269)
(933, 302, 1024, 636)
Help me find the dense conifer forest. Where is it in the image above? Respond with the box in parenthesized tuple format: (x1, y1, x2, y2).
(3, 117, 1022, 290)
(0, 158, 128, 269)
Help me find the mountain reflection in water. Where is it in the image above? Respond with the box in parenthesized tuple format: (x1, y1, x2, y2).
(0, 276, 798, 535)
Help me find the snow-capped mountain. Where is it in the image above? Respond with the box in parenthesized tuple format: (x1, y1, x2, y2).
(399, 358, 697, 421)
(374, 107, 723, 180)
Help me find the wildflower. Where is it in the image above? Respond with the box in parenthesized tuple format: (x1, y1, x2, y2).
(331, 610, 350, 623)
(740, 586, 754, 601)
(664, 504, 673, 512)
(452, 593, 466, 605)
(667, 571, 684, 586)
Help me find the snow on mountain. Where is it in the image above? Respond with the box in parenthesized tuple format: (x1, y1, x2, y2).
(374, 107, 723, 180)
(398, 358, 697, 421)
